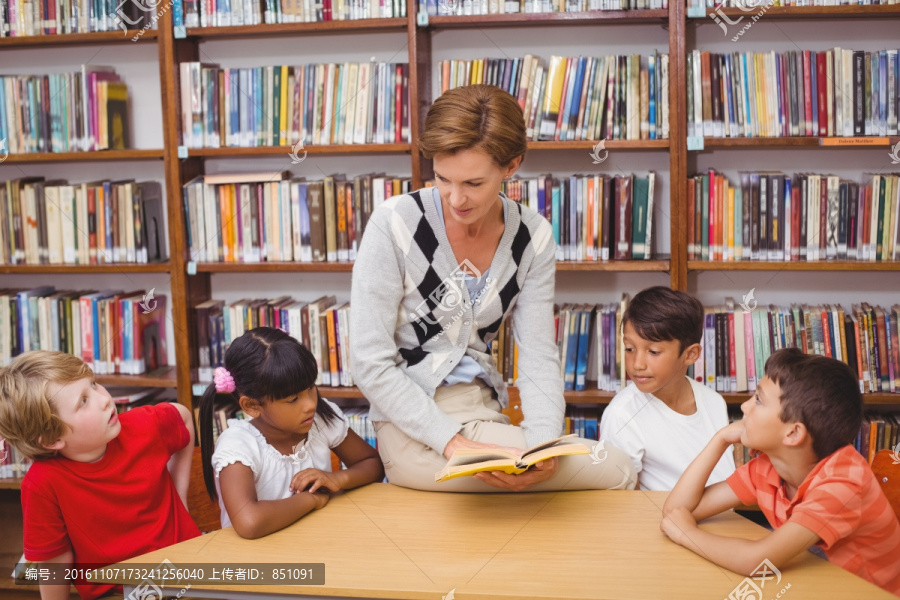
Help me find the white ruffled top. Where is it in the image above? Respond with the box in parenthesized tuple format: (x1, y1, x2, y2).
(211, 397, 349, 528)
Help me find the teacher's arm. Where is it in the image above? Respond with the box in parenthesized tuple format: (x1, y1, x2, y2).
(349, 205, 463, 456)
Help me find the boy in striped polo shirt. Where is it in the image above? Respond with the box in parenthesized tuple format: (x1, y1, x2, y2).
(661, 348, 900, 596)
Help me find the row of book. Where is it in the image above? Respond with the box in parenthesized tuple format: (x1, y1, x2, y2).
(692, 302, 900, 395)
(0, 67, 131, 154)
(498, 173, 657, 261)
(0, 287, 168, 375)
(195, 295, 351, 388)
(179, 61, 410, 149)
(176, 0, 405, 28)
(182, 172, 411, 263)
(687, 48, 900, 139)
(424, 0, 666, 14)
(440, 52, 669, 142)
(1, 179, 167, 266)
(0, 0, 154, 37)
(687, 172, 900, 262)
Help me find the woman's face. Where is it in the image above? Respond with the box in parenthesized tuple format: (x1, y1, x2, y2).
(433, 148, 520, 228)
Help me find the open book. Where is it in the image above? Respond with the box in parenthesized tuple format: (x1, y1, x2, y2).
(435, 434, 590, 483)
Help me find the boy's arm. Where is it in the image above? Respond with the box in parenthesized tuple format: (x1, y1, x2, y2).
(38, 549, 73, 600)
(662, 507, 820, 576)
(663, 421, 743, 521)
(166, 403, 195, 508)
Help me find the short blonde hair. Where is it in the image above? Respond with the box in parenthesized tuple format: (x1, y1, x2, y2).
(419, 84, 527, 167)
(0, 351, 93, 460)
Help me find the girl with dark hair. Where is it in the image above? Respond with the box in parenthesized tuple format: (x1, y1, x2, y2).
(199, 327, 383, 539)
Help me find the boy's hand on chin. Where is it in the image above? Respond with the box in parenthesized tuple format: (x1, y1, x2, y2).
(661, 506, 697, 546)
(718, 421, 744, 445)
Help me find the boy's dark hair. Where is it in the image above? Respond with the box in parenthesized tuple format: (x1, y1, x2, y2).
(199, 327, 338, 500)
(622, 286, 704, 353)
(764, 348, 863, 460)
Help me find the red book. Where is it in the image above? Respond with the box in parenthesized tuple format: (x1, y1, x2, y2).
(323, 0, 332, 20)
(708, 170, 717, 260)
(802, 51, 813, 136)
(615, 175, 633, 260)
(822, 310, 832, 358)
(816, 51, 828, 136)
(791, 184, 801, 261)
(728, 310, 736, 391)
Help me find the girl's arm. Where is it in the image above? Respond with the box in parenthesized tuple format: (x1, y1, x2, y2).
(218, 463, 329, 540)
(39, 549, 73, 600)
(289, 429, 384, 493)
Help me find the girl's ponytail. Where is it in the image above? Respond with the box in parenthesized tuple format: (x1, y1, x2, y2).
(199, 382, 226, 501)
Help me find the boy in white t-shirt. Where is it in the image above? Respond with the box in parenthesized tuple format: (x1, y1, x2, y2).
(599, 287, 735, 490)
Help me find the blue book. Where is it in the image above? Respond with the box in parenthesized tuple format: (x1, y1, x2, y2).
(229, 69, 239, 146)
(173, 0, 184, 26)
(566, 57, 586, 141)
(648, 53, 657, 140)
(810, 53, 818, 136)
(537, 178, 546, 217)
(575, 307, 591, 391)
(551, 183, 561, 260)
(741, 53, 752, 137)
(255, 68, 264, 146)
(16, 287, 54, 353)
(563, 309, 579, 391)
(298, 182, 311, 262)
(584, 416, 598, 441)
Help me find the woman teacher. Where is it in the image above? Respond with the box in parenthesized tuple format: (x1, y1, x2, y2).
(350, 84, 635, 492)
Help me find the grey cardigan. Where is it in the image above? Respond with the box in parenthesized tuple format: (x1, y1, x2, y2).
(349, 189, 564, 452)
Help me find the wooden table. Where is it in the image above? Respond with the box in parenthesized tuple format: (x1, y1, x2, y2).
(104, 483, 895, 600)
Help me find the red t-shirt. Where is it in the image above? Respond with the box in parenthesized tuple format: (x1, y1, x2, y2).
(727, 445, 900, 595)
(22, 403, 201, 600)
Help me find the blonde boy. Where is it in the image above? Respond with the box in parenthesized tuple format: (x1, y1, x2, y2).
(0, 351, 200, 600)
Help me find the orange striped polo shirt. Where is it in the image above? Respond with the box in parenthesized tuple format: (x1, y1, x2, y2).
(727, 445, 900, 596)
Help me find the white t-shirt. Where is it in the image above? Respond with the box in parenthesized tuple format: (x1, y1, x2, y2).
(211, 398, 349, 528)
(599, 377, 735, 491)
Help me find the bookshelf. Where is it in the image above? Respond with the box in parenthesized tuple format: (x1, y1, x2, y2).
(4, 1, 897, 412)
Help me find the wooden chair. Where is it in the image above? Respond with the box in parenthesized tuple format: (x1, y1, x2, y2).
(187, 446, 221, 533)
(871, 449, 900, 521)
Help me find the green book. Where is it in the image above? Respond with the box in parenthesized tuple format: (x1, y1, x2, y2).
(632, 175, 649, 260)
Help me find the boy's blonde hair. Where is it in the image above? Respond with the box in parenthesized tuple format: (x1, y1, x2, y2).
(0, 351, 93, 460)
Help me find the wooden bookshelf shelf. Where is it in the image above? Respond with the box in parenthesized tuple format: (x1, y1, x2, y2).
(556, 260, 670, 272)
(186, 144, 411, 158)
(689, 261, 900, 272)
(0, 263, 171, 275)
(426, 9, 669, 27)
(0, 30, 158, 47)
(1, 150, 165, 163)
(185, 18, 407, 38)
(527, 139, 669, 151)
(194, 261, 355, 273)
(97, 367, 178, 389)
(0, 478, 23, 490)
(698, 137, 896, 149)
(695, 5, 900, 21)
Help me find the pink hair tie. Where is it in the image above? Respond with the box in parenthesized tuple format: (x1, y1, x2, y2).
(214, 367, 236, 393)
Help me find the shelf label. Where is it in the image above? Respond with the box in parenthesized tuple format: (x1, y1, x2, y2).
(687, 136, 705, 151)
(416, 11, 429, 26)
(687, 6, 706, 18)
(177, 145, 189, 158)
(174, 25, 187, 39)
(192, 384, 206, 397)
(187, 261, 197, 275)
(819, 137, 890, 146)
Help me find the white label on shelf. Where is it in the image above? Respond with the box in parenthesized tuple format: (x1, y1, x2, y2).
(187, 261, 197, 275)
(687, 6, 706, 18)
(687, 136, 705, 151)
(177, 145, 189, 158)
(416, 11, 429, 26)
(174, 25, 187, 38)
(192, 384, 206, 397)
